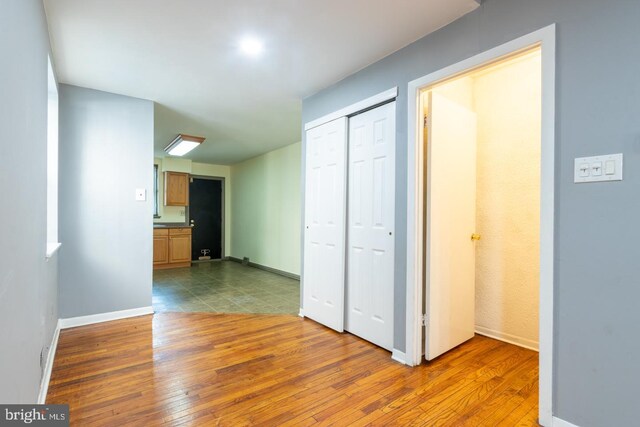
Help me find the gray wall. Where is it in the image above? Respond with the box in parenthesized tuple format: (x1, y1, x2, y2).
(302, 1, 640, 425)
(59, 85, 154, 318)
(0, 0, 59, 403)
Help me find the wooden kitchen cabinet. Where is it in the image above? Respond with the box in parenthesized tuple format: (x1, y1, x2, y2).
(153, 227, 191, 269)
(153, 229, 169, 265)
(164, 172, 189, 206)
(169, 228, 191, 264)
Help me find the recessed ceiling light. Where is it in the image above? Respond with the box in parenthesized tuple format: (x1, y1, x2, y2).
(240, 37, 264, 56)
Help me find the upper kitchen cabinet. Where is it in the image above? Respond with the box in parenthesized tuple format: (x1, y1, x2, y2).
(165, 171, 189, 206)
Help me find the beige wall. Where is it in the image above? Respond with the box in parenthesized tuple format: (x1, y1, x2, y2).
(230, 142, 301, 275)
(473, 52, 541, 349)
(430, 75, 474, 110)
(154, 157, 232, 256)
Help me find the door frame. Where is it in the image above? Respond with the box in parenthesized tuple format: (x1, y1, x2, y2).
(190, 175, 226, 260)
(405, 24, 556, 426)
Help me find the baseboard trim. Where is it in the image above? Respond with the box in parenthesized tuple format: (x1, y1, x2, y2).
(298, 309, 304, 318)
(552, 416, 580, 427)
(391, 349, 409, 365)
(228, 257, 300, 280)
(58, 306, 154, 330)
(475, 326, 539, 351)
(37, 320, 61, 404)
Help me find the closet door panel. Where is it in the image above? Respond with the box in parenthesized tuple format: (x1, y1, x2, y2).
(346, 102, 396, 351)
(302, 117, 348, 332)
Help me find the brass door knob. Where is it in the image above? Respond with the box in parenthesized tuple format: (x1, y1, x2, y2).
(471, 233, 481, 241)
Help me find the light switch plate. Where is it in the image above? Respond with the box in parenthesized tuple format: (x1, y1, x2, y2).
(135, 188, 146, 201)
(574, 153, 623, 183)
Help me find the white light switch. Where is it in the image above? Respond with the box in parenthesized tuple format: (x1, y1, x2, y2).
(574, 154, 623, 183)
(135, 188, 146, 201)
(605, 160, 616, 175)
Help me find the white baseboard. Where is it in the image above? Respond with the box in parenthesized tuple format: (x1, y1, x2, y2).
(552, 416, 580, 427)
(298, 308, 304, 318)
(37, 320, 61, 404)
(475, 326, 539, 351)
(391, 348, 409, 365)
(58, 306, 154, 329)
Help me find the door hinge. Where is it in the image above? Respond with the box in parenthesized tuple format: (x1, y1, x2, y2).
(423, 115, 428, 127)
(421, 314, 428, 326)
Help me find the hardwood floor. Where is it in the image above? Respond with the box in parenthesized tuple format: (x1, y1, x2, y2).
(47, 313, 539, 426)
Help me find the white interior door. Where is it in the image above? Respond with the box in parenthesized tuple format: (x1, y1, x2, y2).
(303, 117, 348, 332)
(346, 102, 395, 351)
(425, 92, 477, 360)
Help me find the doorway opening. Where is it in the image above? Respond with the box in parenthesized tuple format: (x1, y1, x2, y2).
(407, 25, 555, 425)
(421, 48, 542, 360)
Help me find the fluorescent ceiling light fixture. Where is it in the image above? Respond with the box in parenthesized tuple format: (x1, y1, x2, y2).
(164, 134, 205, 156)
(240, 37, 264, 56)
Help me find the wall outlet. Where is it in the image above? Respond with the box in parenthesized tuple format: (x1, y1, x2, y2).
(179, 210, 185, 216)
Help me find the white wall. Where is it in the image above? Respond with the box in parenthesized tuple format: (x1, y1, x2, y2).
(59, 85, 154, 318)
(473, 52, 541, 349)
(0, 0, 59, 403)
(230, 142, 301, 275)
(153, 157, 232, 256)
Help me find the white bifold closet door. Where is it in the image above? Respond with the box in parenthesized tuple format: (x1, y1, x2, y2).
(346, 102, 396, 351)
(302, 117, 348, 332)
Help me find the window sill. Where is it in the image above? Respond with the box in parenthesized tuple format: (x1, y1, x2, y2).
(46, 242, 62, 260)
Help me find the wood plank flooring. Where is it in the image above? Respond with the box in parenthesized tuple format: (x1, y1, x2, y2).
(47, 313, 539, 426)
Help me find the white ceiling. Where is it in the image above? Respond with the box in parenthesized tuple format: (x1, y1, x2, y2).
(44, 0, 479, 164)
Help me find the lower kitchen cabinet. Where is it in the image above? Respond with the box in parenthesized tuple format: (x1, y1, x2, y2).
(153, 227, 192, 269)
(153, 232, 169, 265)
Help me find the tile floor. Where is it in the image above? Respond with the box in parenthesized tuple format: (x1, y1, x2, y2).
(153, 261, 300, 315)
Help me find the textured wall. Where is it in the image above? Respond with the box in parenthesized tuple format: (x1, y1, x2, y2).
(473, 52, 541, 348)
(231, 142, 301, 275)
(0, 0, 59, 403)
